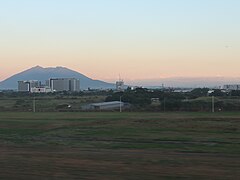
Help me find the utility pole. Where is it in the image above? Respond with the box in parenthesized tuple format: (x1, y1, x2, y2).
(33, 96, 36, 113)
(163, 97, 166, 112)
(120, 96, 122, 113)
(212, 96, 215, 113)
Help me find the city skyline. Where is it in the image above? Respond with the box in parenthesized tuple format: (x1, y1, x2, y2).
(1, 1, 240, 83)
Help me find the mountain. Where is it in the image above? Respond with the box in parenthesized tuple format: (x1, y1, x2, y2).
(0, 66, 115, 90)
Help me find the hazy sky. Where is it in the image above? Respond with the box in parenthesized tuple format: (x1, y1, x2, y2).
(0, 0, 240, 83)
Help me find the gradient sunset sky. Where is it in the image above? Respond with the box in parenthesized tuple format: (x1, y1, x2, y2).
(0, 0, 239, 83)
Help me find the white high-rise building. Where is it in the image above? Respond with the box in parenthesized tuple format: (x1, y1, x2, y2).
(49, 78, 80, 92)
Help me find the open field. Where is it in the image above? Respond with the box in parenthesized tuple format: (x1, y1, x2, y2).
(0, 112, 239, 179)
(2, 95, 240, 112)
(0, 95, 107, 112)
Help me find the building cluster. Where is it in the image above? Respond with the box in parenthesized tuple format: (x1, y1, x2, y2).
(222, 84, 240, 91)
(18, 78, 126, 93)
(18, 78, 80, 93)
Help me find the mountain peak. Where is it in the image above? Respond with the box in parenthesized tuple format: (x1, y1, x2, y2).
(31, 65, 43, 70)
(56, 66, 65, 69)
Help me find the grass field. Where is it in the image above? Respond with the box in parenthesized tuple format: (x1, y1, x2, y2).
(0, 95, 107, 111)
(0, 112, 239, 179)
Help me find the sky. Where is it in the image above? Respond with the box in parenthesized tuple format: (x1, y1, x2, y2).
(0, 0, 240, 84)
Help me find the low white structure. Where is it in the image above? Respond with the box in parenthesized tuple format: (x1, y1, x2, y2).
(90, 101, 124, 110)
(31, 87, 52, 93)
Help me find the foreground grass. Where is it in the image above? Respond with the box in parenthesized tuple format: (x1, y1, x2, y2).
(0, 112, 239, 179)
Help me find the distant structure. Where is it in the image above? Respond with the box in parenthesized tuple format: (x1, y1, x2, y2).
(116, 80, 124, 91)
(48, 78, 80, 92)
(223, 84, 240, 91)
(116, 75, 124, 91)
(90, 101, 124, 110)
(31, 87, 52, 93)
(18, 78, 80, 93)
(18, 80, 41, 92)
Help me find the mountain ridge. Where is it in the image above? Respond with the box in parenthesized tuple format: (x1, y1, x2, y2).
(0, 66, 115, 90)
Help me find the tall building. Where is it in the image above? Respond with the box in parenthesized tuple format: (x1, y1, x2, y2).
(18, 80, 41, 92)
(18, 81, 30, 92)
(49, 78, 80, 92)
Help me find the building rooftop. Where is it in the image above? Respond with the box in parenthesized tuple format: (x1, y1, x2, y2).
(91, 101, 123, 106)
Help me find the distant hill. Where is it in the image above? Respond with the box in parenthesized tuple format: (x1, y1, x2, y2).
(0, 66, 115, 90)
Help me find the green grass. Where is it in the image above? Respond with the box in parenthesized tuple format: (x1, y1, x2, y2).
(0, 112, 239, 179)
(0, 112, 240, 152)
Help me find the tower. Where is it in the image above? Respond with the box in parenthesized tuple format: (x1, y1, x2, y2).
(116, 75, 124, 91)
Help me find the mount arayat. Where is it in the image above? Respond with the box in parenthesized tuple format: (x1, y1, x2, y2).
(0, 66, 115, 90)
